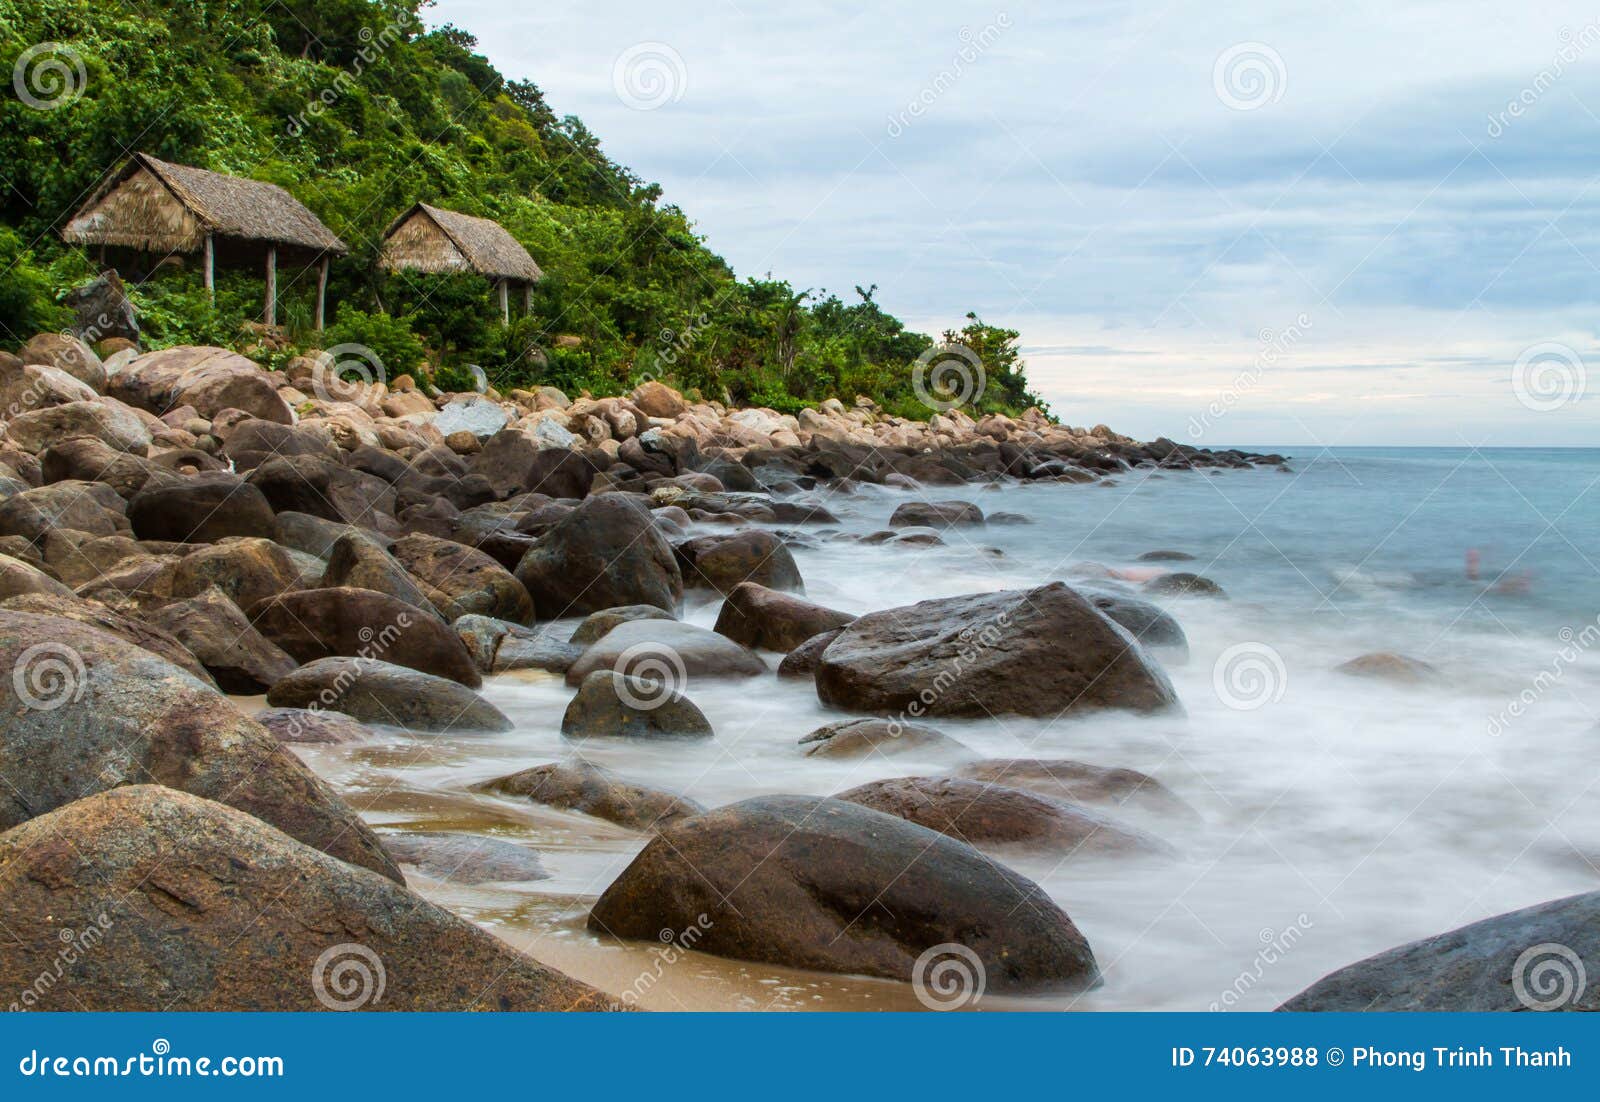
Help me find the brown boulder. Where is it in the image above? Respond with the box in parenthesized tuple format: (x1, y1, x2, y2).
(713, 581, 853, 652)
(147, 586, 297, 693)
(478, 760, 703, 831)
(390, 531, 533, 624)
(128, 471, 277, 543)
(250, 587, 480, 687)
(675, 529, 804, 594)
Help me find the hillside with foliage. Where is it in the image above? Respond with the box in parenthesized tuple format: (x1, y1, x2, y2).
(0, 0, 1044, 417)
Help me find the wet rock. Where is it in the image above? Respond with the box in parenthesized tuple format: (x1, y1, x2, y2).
(251, 587, 479, 687)
(588, 795, 1100, 993)
(1086, 591, 1189, 658)
(515, 495, 681, 617)
(0, 786, 606, 1010)
(565, 618, 766, 686)
(954, 759, 1197, 822)
(815, 582, 1179, 718)
(493, 627, 583, 675)
(480, 760, 704, 830)
(255, 706, 373, 745)
(391, 532, 533, 624)
(0, 611, 398, 880)
(674, 530, 804, 595)
(836, 776, 1170, 857)
(128, 472, 277, 543)
(713, 581, 854, 652)
(570, 603, 676, 646)
(889, 500, 985, 528)
(561, 670, 714, 740)
(169, 536, 302, 612)
(147, 586, 297, 693)
(1138, 549, 1195, 562)
(473, 430, 601, 498)
(266, 656, 511, 732)
(1280, 890, 1600, 1011)
(382, 831, 549, 884)
(1142, 572, 1227, 598)
(776, 627, 844, 680)
(799, 718, 971, 759)
(1335, 652, 1440, 684)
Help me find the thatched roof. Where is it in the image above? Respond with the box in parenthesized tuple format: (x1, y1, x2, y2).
(63, 153, 347, 254)
(381, 202, 543, 282)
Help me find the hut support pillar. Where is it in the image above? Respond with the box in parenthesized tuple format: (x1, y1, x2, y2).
(264, 246, 277, 327)
(203, 234, 215, 303)
(315, 256, 329, 331)
(523, 281, 533, 316)
(498, 279, 510, 325)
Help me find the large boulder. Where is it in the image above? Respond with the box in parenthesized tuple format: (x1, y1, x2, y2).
(564, 618, 766, 686)
(381, 831, 549, 884)
(0, 611, 398, 880)
(0, 591, 213, 685)
(799, 718, 971, 760)
(889, 500, 984, 528)
(777, 627, 845, 680)
(562, 670, 714, 740)
(479, 760, 704, 831)
(0, 481, 129, 544)
(630, 380, 688, 418)
(835, 776, 1170, 857)
(110, 345, 292, 423)
(0, 786, 607, 1010)
(321, 532, 436, 612)
(247, 454, 396, 525)
(128, 472, 277, 543)
(265, 657, 511, 732)
(569, 603, 675, 646)
(675, 530, 804, 595)
(256, 706, 373, 745)
(1280, 891, 1600, 1011)
(147, 586, 297, 693)
(391, 532, 533, 624)
(0, 359, 97, 414)
(1085, 591, 1189, 659)
(588, 795, 1100, 993)
(250, 587, 479, 687)
(514, 495, 681, 618)
(19, 332, 106, 391)
(954, 759, 1196, 822)
(815, 583, 1179, 718)
(169, 537, 302, 612)
(4, 400, 150, 454)
(713, 582, 853, 652)
(40, 436, 168, 499)
(0, 552, 74, 601)
(473, 429, 601, 498)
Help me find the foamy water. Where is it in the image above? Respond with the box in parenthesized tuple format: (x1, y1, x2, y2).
(292, 447, 1600, 1011)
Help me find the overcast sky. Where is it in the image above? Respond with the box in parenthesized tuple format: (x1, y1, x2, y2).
(430, 0, 1600, 446)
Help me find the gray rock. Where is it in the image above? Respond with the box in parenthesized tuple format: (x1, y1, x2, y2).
(565, 618, 766, 686)
(255, 706, 373, 744)
(799, 718, 971, 759)
(561, 670, 714, 740)
(265, 656, 512, 732)
(382, 831, 549, 884)
(570, 603, 676, 646)
(434, 394, 510, 438)
(514, 495, 681, 618)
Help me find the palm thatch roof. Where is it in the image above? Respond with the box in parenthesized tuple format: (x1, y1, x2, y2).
(63, 153, 347, 254)
(381, 202, 543, 282)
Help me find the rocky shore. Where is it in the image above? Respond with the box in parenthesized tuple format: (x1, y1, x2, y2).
(1, 332, 1573, 1013)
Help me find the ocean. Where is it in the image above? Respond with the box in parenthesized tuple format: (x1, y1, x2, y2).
(296, 447, 1600, 1010)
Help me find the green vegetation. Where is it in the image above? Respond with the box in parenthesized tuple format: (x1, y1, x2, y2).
(0, 0, 1045, 417)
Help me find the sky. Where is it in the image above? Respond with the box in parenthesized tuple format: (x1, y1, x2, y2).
(428, 0, 1600, 446)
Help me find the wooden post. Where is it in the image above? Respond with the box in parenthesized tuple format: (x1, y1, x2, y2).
(203, 233, 215, 302)
(523, 281, 532, 316)
(264, 245, 277, 327)
(315, 255, 329, 331)
(498, 279, 509, 325)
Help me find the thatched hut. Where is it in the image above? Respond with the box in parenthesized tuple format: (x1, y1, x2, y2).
(381, 203, 543, 323)
(62, 152, 347, 329)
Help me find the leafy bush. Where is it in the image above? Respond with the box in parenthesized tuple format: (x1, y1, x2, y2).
(0, 228, 70, 343)
(320, 307, 427, 380)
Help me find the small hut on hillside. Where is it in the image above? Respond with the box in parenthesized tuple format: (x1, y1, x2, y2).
(381, 202, 543, 323)
(62, 152, 347, 329)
